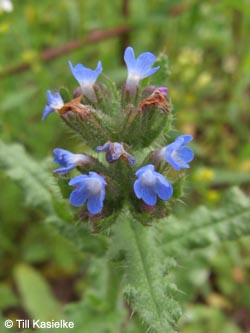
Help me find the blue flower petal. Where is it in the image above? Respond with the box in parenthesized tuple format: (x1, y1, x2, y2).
(42, 105, 54, 120)
(97, 141, 136, 165)
(165, 146, 181, 171)
(127, 155, 136, 166)
(53, 148, 71, 166)
(42, 91, 64, 120)
(96, 142, 110, 152)
(133, 179, 144, 198)
(154, 178, 173, 200)
(68, 172, 106, 214)
(178, 146, 194, 163)
(136, 52, 159, 79)
(162, 135, 194, 171)
(135, 164, 154, 177)
(179, 134, 193, 145)
(46, 90, 63, 106)
(141, 186, 157, 206)
(112, 143, 124, 159)
(68, 60, 102, 85)
(137, 52, 156, 69)
(54, 165, 75, 174)
(70, 188, 88, 207)
(134, 178, 157, 205)
(53, 149, 91, 173)
(124, 47, 136, 70)
(89, 172, 107, 186)
(68, 174, 89, 186)
(87, 193, 104, 214)
(134, 164, 173, 205)
(124, 47, 160, 90)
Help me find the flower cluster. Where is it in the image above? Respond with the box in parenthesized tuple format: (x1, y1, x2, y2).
(43, 47, 194, 222)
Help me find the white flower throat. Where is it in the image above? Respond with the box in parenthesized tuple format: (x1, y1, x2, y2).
(141, 170, 156, 187)
(87, 178, 102, 195)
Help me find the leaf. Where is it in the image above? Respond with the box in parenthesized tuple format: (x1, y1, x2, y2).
(46, 216, 108, 256)
(14, 264, 61, 321)
(109, 210, 182, 333)
(60, 257, 126, 333)
(158, 187, 250, 257)
(0, 141, 56, 215)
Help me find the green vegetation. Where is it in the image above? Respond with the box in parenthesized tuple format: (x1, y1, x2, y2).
(1, 1, 250, 332)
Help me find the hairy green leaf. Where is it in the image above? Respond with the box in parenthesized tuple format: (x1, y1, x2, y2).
(158, 187, 250, 256)
(0, 141, 56, 215)
(110, 211, 182, 333)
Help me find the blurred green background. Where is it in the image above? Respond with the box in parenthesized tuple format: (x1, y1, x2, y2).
(1, 0, 250, 332)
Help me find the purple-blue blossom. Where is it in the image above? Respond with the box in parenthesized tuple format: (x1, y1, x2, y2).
(68, 172, 106, 214)
(157, 135, 194, 171)
(124, 46, 160, 91)
(42, 90, 64, 120)
(53, 148, 93, 173)
(133, 164, 173, 206)
(68, 60, 102, 100)
(96, 141, 136, 165)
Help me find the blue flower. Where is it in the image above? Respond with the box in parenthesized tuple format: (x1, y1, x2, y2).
(133, 164, 173, 205)
(42, 90, 64, 120)
(124, 46, 160, 90)
(96, 141, 136, 165)
(68, 172, 107, 214)
(53, 148, 93, 173)
(68, 60, 102, 99)
(158, 135, 194, 171)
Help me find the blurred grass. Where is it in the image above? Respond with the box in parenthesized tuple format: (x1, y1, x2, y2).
(1, 0, 250, 332)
